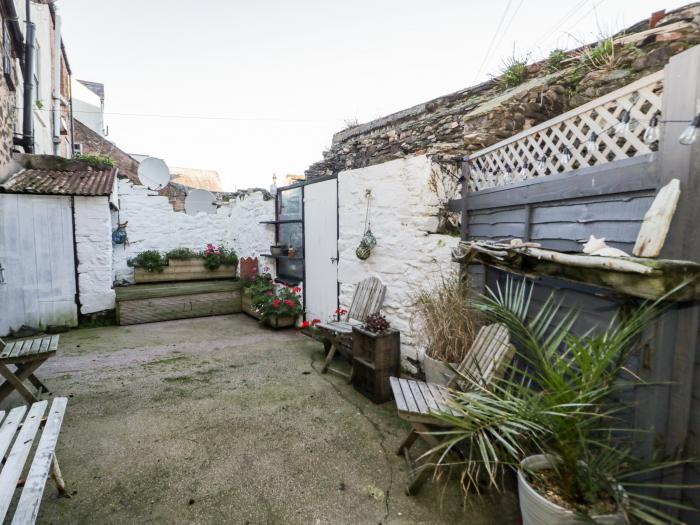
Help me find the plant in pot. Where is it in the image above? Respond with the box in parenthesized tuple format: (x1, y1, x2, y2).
(414, 271, 482, 385)
(200, 244, 238, 271)
(127, 250, 168, 273)
(426, 279, 695, 525)
(242, 271, 274, 320)
(253, 285, 303, 328)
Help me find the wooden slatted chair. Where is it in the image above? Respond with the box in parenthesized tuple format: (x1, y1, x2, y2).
(0, 336, 59, 404)
(390, 323, 513, 495)
(316, 276, 386, 380)
(0, 397, 68, 524)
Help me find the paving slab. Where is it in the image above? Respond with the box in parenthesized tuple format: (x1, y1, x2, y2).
(3, 314, 519, 524)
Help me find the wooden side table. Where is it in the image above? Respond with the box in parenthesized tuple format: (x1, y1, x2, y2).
(351, 326, 400, 403)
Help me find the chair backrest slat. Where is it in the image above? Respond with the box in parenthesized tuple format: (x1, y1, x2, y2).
(448, 323, 511, 389)
(346, 277, 386, 323)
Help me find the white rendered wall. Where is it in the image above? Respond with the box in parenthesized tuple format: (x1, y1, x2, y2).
(74, 196, 115, 314)
(113, 179, 276, 283)
(337, 155, 459, 365)
(71, 79, 104, 136)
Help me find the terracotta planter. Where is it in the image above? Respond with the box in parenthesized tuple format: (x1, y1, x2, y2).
(423, 354, 457, 386)
(518, 455, 624, 525)
(134, 258, 237, 284)
(264, 316, 296, 329)
(241, 288, 263, 320)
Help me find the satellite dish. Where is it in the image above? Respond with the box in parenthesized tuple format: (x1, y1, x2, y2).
(137, 157, 170, 190)
(185, 189, 217, 216)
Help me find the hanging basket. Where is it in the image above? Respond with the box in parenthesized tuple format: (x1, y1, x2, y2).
(356, 190, 376, 260)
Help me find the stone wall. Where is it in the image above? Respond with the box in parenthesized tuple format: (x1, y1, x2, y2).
(113, 178, 276, 283)
(306, 5, 700, 180)
(337, 155, 460, 366)
(74, 196, 115, 314)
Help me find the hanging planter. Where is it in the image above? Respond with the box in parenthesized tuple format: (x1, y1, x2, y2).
(356, 189, 376, 260)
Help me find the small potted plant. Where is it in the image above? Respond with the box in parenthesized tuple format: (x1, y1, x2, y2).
(242, 268, 274, 320)
(253, 285, 303, 329)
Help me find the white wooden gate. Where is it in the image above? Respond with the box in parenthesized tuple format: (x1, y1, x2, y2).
(303, 179, 338, 322)
(0, 194, 78, 336)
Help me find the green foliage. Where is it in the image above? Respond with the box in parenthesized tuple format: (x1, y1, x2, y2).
(75, 153, 116, 168)
(579, 37, 619, 72)
(499, 56, 529, 88)
(252, 284, 303, 322)
(166, 247, 197, 260)
(428, 279, 696, 523)
(127, 250, 167, 272)
(35, 99, 43, 109)
(546, 49, 568, 72)
(200, 244, 238, 270)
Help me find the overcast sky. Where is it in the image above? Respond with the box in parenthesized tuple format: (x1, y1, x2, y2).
(58, 0, 688, 190)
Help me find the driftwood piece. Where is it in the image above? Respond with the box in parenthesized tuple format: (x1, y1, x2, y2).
(633, 178, 681, 258)
(452, 241, 700, 301)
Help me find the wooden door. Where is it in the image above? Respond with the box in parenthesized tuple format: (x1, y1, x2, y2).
(0, 194, 77, 336)
(303, 179, 338, 322)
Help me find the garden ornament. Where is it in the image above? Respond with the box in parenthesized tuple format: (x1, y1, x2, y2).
(356, 189, 376, 260)
(112, 222, 128, 245)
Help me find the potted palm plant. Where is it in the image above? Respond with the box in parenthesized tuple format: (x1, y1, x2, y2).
(426, 279, 695, 525)
(414, 271, 481, 385)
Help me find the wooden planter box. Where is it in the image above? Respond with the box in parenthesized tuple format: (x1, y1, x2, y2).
(264, 316, 296, 329)
(241, 288, 263, 320)
(134, 258, 237, 284)
(116, 280, 242, 325)
(352, 326, 400, 403)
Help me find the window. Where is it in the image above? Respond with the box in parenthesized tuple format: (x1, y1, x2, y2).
(275, 186, 303, 282)
(2, 21, 15, 90)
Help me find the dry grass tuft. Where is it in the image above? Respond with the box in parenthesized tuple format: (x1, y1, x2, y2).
(413, 271, 482, 363)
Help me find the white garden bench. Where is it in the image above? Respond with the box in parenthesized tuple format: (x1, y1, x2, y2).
(0, 398, 68, 524)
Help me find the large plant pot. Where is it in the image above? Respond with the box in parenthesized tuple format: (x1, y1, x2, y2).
(134, 258, 237, 284)
(241, 288, 263, 320)
(518, 455, 624, 525)
(423, 354, 457, 386)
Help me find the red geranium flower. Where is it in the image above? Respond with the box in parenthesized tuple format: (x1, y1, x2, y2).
(292, 287, 302, 294)
(300, 321, 310, 328)
(284, 299, 295, 307)
(272, 299, 281, 309)
(311, 318, 321, 325)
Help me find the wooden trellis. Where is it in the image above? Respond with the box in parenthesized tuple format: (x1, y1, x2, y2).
(468, 70, 664, 191)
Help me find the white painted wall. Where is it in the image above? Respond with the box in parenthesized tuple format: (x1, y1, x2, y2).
(71, 79, 104, 136)
(337, 155, 459, 365)
(113, 179, 276, 283)
(74, 196, 115, 314)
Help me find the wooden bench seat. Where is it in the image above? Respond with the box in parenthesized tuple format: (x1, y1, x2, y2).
(0, 398, 68, 524)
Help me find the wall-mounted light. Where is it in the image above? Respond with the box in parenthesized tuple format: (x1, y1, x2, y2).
(519, 162, 530, 178)
(614, 110, 633, 137)
(536, 154, 548, 171)
(679, 114, 700, 145)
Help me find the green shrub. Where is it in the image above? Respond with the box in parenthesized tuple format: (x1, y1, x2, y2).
(546, 49, 568, 72)
(499, 56, 529, 88)
(127, 250, 167, 272)
(75, 153, 115, 168)
(200, 244, 238, 270)
(166, 247, 197, 260)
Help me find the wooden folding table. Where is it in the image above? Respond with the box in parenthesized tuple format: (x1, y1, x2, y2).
(0, 335, 59, 404)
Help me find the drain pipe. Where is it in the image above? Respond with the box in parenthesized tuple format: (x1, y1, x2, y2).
(52, 12, 61, 155)
(21, 0, 36, 153)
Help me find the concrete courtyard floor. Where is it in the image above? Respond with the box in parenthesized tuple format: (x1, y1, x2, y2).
(7, 314, 520, 524)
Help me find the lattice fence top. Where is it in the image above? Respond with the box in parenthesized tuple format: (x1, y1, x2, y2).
(468, 70, 664, 192)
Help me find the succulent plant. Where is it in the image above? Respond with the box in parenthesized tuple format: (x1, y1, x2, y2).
(364, 312, 391, 333)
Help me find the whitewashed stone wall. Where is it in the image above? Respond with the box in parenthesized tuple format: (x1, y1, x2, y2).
(337, 155, 459, 364)
(74, 196, 115, 314)
(113, 179, 275, 283)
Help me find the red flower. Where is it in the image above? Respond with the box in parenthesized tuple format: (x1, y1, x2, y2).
(272, 299, 281, 309)
(300, 321, 310, 328)
(284, 299, 295, 307)
(292, 287, 302, 294)
(335, 308, 348, 315)
(311, 319, 321, 325)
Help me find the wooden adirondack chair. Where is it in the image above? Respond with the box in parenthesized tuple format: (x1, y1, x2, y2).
(316, 276, 386, 380)
(390, 323, 513, 495)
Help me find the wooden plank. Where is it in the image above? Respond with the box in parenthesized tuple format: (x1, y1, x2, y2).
(0, 342, 16, 359)
(415, 381, 441, 413)
(48, 335, 59, 352)
(407, 380, 430, 415)
(390, 377, 408, 412)
(0, 401, 47, 522)
(425, 382, 459, 417)
(117, 290, 242, 326)
(115, 279, 242, 301)
(397, 379, 419, 414)
(12, 397, 68, 525)
(633, 179, 681, 257)
(0, 406, 26, 460)
(465, 154, 657, 211)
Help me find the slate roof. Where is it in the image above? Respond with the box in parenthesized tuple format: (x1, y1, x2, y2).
(0, 168, 117, 196)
